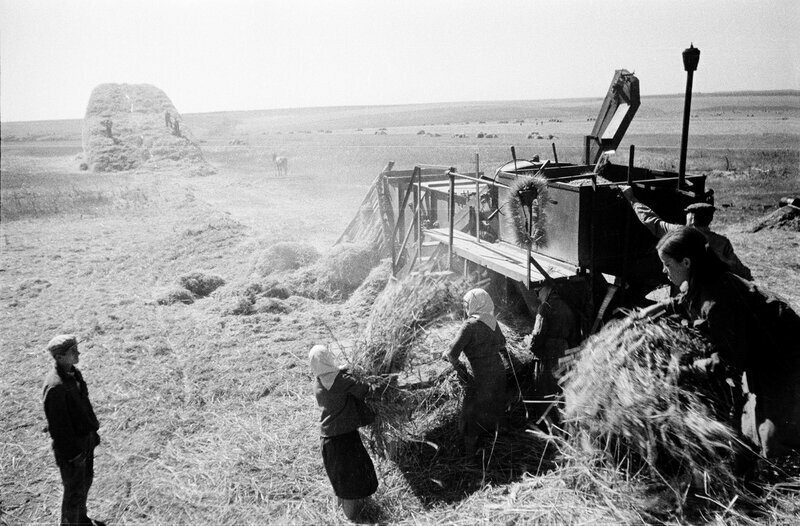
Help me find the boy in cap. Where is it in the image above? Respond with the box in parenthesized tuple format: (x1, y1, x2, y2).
(42, 334, 104, 526)
(619, 185, 752, 280)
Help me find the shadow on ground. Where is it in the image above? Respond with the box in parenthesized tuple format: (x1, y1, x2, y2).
(387, 404, 557, 507)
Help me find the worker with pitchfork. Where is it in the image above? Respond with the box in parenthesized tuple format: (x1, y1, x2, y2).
(443, 288, 509, 456)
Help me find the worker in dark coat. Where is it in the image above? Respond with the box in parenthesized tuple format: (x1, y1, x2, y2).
(42, 334, 104, 526)
(443, 288, 508, 455)
(647, 227, 800, 459)
(529, 284, 582, 401)
(620, 185, 753, 280)
(310, 344, 378, 522)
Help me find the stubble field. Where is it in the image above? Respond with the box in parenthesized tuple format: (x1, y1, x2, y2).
(1, 91, 799, 524)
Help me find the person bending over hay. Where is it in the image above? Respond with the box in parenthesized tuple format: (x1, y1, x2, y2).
(310, 345, 380, 521)
(442, 288, 509, 455)
(645, 226, 800, 460)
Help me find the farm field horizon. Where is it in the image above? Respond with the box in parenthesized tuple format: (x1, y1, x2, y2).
(2, 90, 799, 524)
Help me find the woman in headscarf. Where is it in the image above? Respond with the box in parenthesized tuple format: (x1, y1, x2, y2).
(650, 226, 800, 459)
(442, 288, 509, 455)
(309, 344, 378, 521)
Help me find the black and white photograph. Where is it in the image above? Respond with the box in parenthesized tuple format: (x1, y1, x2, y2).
(2, 1, 799, 524)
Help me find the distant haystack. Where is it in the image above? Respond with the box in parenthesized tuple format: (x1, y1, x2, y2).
(750, 204, 800, 232)
(82, 83, 214, 175)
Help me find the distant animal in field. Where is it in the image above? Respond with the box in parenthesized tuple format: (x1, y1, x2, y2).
(272, 154, 288, 176)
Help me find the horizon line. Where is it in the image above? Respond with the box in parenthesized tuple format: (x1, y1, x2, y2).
(2, 88, 797, 125)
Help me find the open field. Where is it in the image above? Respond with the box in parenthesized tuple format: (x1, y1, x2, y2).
(2, 91, 799, 524)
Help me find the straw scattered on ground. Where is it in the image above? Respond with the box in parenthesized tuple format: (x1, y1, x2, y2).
(251, 241, 320, 277)
(179, 271, 225, 297)
(154, 286, 195, 305)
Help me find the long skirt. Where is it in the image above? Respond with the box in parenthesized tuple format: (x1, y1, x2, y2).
(321, 430, 378, 500)
(461, 370, 507, 439)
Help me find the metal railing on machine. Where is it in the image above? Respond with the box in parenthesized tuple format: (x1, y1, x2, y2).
(389, 155, 513, 278)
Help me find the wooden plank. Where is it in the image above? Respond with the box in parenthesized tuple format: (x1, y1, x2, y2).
(424, 228, 580, 286)
(336, 176, 379, 245)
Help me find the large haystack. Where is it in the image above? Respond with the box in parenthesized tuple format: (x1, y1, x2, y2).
(82, 83, 214, 175)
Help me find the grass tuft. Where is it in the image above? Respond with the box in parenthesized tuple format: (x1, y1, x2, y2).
(179, 271, 226, 297)
(155, 286, 195, 305)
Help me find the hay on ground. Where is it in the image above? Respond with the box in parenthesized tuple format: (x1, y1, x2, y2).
(253, 297, 290, 314)
(750, 205, 800, 232)
(179, 271, 225, 297)
(259, 242, 381, 302)
(155, 286, 195, 305)
(251, 241, 320, 277)
(219, 295, 254, 316)
(344, 259, 392, 318)
(315, 242, 381, 298)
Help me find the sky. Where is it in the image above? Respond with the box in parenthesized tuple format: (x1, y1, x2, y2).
(1, 0, 798, 122)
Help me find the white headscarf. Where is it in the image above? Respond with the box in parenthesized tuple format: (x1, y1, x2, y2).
(463, 288, 497, 331)
(309, 344, 342, 390)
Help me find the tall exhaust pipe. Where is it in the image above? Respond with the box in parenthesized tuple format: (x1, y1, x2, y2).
(678, 44, 700, 188)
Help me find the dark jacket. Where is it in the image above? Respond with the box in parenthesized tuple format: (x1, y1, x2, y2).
(314, 371, 370, 438)
(530, 292, 581, 358)
(447, 318, 508, 382)
(447, 318, 509, 435)
(667, 272, 800, 393)
(629, 200, 752, 280)
(43, 365, 100, 463)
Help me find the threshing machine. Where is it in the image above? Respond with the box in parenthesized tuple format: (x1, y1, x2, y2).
(340, 46, 710, 332)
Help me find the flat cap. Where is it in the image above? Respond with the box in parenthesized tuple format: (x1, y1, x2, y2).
(684, 202, 715, 213)
(46, 334, 77, 356)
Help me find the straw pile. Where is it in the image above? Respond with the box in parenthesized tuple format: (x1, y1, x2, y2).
(155, 286, 195, 305)
(315, 242, 381, 298)
(251, 241, 320, 277)
(350, 273, 469, 375)
(750, 204, 800, 233)
(559, 315, 745, 506)
(179, 271, 225, 297)
(339, 273, 471, 455)
(344, 259, 393, 318)
(229, 242, 381, 309)
(82, 83, 214, 174)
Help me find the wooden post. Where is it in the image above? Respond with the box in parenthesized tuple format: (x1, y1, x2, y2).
(448, 169, 455, 271)
(679, 45, 700, 189)
(584, 135, 592, 165)
(526, 244, 532, 289)
(388, 183, 397, 276)
(551, 142, 559, 164)
(475, 153, 480, 244)
(417, 164, 422, 268)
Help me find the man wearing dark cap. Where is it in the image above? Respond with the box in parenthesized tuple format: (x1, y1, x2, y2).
(43, 334, 105, 526)
(620, 185, 752, 280)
